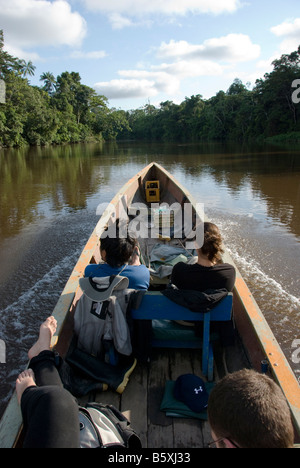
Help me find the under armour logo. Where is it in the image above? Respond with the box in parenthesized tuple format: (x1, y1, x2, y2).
(194, 386, 203, 395)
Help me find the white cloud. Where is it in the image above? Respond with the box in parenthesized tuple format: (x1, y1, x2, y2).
(256, 18, 300, 75)
(93, 33, 260, 102)
(84, 0, 240, 16)
(92, 59, 222, 102)
(157, 34, 261, 63)
(108, 13, 135, 30)
(0, 0, 87, 51)
(70, 50, 107, 59)
(83, 0, 240, 15)
(153, 60, 224, 78)
(82, 0, 241, 28)
(4, 44, 42, 63)
(271, 18, 300, 39)
(119, 70, 180, 94)
(94, 68, 181, 99)
(271, 18, 300, 53)
(94, 79, 159, 99)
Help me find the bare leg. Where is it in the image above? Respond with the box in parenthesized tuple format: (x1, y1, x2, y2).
(17, 317, 80, 448)
(28, 316, 57, 360)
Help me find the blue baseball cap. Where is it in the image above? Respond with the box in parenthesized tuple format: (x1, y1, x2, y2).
(174, 374, 209, 413)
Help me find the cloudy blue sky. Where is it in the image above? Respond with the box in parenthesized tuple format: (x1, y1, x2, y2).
(1, 0, 300, 109)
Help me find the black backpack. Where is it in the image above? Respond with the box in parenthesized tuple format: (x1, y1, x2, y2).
(79, 403, 142, 449)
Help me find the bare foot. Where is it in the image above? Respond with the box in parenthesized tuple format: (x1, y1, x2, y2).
(28, 316, 57, 360)
(16, 369, 36, 405)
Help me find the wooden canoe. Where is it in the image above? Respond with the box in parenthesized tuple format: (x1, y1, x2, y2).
(0, 161, 299, 448)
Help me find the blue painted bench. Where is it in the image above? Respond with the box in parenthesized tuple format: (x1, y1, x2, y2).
(131, 292, 233, 381)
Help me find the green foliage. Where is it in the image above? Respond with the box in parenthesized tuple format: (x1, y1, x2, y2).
(0, 30, 130, 147)
(120, 50, 300, 142)
(1, 26, 299, 147)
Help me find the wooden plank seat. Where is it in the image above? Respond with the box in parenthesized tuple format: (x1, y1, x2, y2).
(131, 292, 233, 381)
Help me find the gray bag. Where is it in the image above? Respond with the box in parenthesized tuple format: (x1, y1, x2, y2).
(74, 275, 134, 358)
(79, 403, 142, 449)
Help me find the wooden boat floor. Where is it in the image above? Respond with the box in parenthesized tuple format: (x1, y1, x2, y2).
(77, 336, 250, 449)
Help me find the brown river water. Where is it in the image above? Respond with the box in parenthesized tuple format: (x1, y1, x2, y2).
(0, 140, 299, 417)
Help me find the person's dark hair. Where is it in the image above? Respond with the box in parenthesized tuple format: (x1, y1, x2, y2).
(100, 224, 136, 268)
(201, 222, 224, 263)
(208, 369, 294, 448)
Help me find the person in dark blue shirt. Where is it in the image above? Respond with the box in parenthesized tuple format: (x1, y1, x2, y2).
(85, 226, 150, 291)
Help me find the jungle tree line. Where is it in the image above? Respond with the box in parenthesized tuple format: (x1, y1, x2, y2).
(0, 30, 130, 147)
(0, 27, 300, 147)
(120, 46, 300, 142)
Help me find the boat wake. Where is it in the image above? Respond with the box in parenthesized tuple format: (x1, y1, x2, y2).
(0, 247, 82, 415)
(212, 210, 300, 374)
(228, 246, 300, 310)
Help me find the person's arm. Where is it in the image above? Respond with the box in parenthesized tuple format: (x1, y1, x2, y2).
(128, 246, 141, 266)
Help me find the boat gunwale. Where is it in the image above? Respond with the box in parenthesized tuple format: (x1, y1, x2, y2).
(0, 162, 299, 447)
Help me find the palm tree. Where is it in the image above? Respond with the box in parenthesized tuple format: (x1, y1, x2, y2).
(40, 72, 57, 95)
(20, 60, 36, 78)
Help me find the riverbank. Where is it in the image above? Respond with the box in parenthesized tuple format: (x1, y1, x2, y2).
(1, 131, 300, 151)
(0, 134, 103, 150)
(265, 131, 300, 143)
